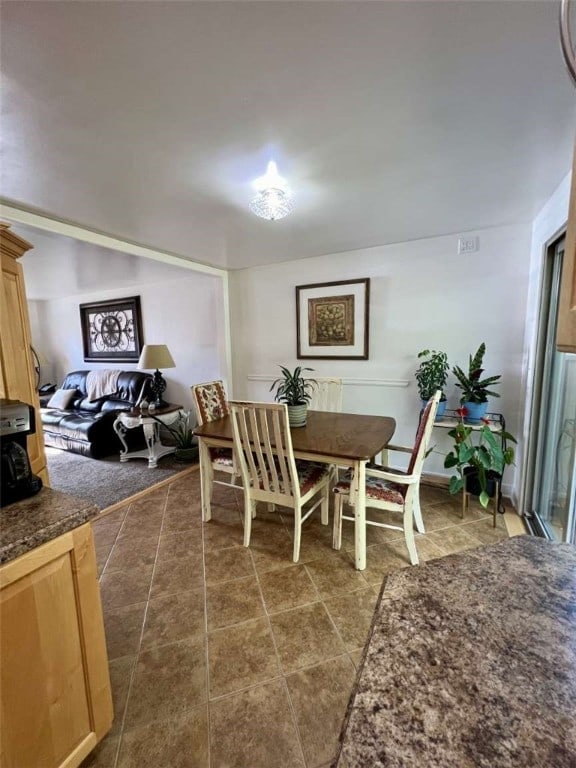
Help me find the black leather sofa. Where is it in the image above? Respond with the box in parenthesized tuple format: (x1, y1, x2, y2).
(41, 370, 153, 458)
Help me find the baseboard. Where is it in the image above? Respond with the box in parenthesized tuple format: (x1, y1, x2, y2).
(95, 464, 199, 519)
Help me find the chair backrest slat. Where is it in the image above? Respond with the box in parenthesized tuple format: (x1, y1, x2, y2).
(230, 400, 298, 500)
(408, 390, 441, 476)
(308, 377, 343, 412)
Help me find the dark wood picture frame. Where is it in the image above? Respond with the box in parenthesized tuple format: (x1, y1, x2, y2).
(80, 296, 144, 362)
(296, 278, 370, 359)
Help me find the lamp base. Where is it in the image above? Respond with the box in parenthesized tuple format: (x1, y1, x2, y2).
(150, 369, 168, 408)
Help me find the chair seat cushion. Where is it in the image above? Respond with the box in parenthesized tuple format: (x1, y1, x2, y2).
(258, 460, 329, 496)
(210, 447, 234, 468)
(333, 470, 405, 505)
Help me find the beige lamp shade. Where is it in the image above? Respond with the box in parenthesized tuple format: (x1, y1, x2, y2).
(137, 344, 175, 370)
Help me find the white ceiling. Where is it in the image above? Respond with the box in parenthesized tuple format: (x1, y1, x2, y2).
(1, 1, 574, 271)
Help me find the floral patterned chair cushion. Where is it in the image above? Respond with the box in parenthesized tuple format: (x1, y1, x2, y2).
(256, 460, 330, 496)
(333, 469, 406, 506)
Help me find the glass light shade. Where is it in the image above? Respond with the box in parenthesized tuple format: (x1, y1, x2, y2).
(137, 344, 175, 370)
(249, 188, 294, 221)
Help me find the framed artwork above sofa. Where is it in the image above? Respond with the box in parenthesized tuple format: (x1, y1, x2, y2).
(80, 296, 144, 362)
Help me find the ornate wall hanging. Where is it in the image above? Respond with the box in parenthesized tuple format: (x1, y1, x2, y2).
(80, 296, 144, 362)
(296, 278, 370, 360)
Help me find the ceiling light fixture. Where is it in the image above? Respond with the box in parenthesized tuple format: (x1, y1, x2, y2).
(249, 160, 294, 221)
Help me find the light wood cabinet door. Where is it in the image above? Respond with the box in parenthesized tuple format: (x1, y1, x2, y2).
(0, 524, 113, 768)
(0, 222, 48, 483)
(557, 141, 576, 352)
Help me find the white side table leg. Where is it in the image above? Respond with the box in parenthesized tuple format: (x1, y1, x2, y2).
(143, 422, 159, 468)
(114, 418, 130, 462)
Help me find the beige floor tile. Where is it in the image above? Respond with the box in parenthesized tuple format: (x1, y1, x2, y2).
(202, 519, 244, 552)
(165, 489, 198, 512)
(103, 602, 147, 660)
(419, 484, 453, 505)
(324, 588, 378, 651)
(118, 707, 209, 768)
(208, 617, 281, 698)
(304, 552, 369, 599)
(204, 547, 255, 585)
(100, 566, 154, 609)
(124, 637, 206, 729)
(108, 655, 136, 737)
(150, 555, 204, 598)
(348, 649, 364, 669)
(80, 733, 120, 767)
(209, 679, 305, 768)
(162, 509, 199, 534)
(269, 602, 345, 674)
(259, 564, 319, 613)
(410, 536, 447, 563)
(105, 535, 159, 573)
(206, 575, 265, 630)
(118, 510, 163, 540)
(250, 532, 298, 574)
(286, 655, 356, 767)
(156, 529, 203, 561)
(141, 589, 205, 649)
(361, 543, 411, 586)
(459, 518, 509, 545)
(426, 525, 484, 555)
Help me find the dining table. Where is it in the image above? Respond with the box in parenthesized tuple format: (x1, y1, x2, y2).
(194, 409, 396, 570)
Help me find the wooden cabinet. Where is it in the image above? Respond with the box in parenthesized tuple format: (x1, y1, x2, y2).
(0, 523, 113, 768)
(557, 142, 576, 352)
(0, 222, 48, 483)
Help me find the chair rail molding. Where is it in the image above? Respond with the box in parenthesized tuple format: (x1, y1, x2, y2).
(247, 374, 410, 388)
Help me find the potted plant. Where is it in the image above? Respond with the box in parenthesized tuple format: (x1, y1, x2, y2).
(156, 410, 198, 463)
(443, 410, 516, 508)
(452, 342, 501, 422)
(270, 365, 316, 427)
(415, 349, 449, 418)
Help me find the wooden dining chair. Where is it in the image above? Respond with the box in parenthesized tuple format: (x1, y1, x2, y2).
(308, 377, 343, 412)
(332, 391, 441, 566)
(229, 400, 331, 563)
(191, 380, 240, 491)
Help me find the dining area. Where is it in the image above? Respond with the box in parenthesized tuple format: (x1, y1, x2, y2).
(192, 377, 441, 572)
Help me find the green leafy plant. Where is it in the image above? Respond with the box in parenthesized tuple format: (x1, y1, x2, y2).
(444, 409, 516, 507)
(155, 410, 195, 448)
(415, 349, 449, 401)
(452, 343, 501, 404)
(270, 365, 316, 406)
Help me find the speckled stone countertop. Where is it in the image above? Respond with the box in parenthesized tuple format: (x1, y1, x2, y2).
(334, 536, 576, 768)
(0, 487, 99, 565)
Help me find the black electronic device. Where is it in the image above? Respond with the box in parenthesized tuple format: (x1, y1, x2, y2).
(38, 383, 56, 395)
(0, 398, 43, 507)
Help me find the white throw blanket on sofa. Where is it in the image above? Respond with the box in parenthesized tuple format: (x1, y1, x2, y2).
(86, 369, 120, 402)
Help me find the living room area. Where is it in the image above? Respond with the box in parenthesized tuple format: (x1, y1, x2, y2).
(1, 2, 575, 767)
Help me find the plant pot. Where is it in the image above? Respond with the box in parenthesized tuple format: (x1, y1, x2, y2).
(463, 401, 488, 423)
(287, 404, 307, 428)
(420, 399, 447, 420)
(463, 466, 500, 498)
(174, 446, 198, 463)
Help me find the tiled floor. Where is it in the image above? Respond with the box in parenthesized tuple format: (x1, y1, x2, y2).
(82, 469, 510, 768)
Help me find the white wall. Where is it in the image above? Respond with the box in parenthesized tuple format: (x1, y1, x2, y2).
(229, 223, 532, 496)
(28, 272, 228, 421)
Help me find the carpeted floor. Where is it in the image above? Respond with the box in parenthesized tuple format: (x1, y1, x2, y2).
(45, 446, 197, 510)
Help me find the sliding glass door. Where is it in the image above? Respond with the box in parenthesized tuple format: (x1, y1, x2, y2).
(529, 239, 576, 543)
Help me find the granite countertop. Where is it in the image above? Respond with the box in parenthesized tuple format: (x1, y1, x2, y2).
(0, 487, 99, 565)
(334, 535, 576, 768)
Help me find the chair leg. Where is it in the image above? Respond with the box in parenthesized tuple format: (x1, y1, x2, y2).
(332, 495, 343, 550)
(321, 483, 329, 525)
(243, 498, 255, 547)
(403, 507, 419, 566)
(413, 492, 425, 534)
(293, 505, 302, 563)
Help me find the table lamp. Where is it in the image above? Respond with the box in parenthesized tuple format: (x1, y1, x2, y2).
(137, 344, 175, 407)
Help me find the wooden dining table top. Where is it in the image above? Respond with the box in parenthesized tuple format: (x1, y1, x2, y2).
(194, 410, 396, 463)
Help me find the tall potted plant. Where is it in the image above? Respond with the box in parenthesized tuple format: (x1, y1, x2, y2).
(270, 365, 316, 427)
(415, 349, 449, 418)
(444, 412, 516, 508)
(452, 343, 501, 422)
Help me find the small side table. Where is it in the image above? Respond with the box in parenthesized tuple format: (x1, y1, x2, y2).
(114, 404, 184, 468)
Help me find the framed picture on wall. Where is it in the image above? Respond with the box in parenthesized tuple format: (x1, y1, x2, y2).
(80, 296, 144, 362)
(296, 278, 370, 359)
